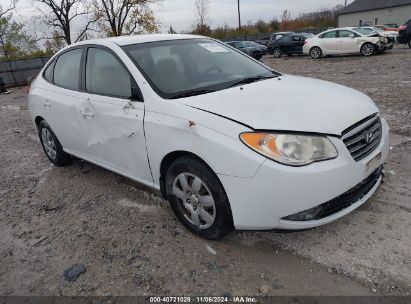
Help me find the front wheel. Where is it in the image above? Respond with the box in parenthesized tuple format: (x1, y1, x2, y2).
(165, 156, 233, 239)
(310, 47, 322, 59)
(361, 43, 376, 56)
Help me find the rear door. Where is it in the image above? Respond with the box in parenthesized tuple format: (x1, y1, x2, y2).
(336, 30, 360, 53)
(319, 31, 338, 53)
(77, 46, 153, 184)
(40, 47, 85, 154)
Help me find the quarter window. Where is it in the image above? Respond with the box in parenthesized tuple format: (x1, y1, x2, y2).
(54, 49, 82, 90)
(43, 60, 55, 82)
(86, 48, 131, 98)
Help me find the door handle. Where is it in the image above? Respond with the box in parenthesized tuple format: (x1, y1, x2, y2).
(43, 101, 51, 109)
(80, 109, 95, 119)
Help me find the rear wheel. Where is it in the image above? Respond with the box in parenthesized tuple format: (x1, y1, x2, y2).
(361, 43, 376, 56)
(310, 47, 322, 59)
(38, 120, 72, 166)
(273, 48, 282, 58)
(165, 156, 233, 239)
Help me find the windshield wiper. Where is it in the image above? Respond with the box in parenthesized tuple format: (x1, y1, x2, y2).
(228, 75, 276, 88)
(169, 89, 216, 99)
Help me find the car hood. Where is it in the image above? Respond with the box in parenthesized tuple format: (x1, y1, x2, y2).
(181, 75, 379, 136)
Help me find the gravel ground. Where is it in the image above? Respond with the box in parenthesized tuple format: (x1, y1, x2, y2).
(0, 45, 410, 296)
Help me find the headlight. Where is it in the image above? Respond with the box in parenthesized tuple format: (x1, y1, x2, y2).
(240, 132, 338, 166)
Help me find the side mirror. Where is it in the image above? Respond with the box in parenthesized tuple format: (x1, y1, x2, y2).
(349, 34, 355, 38)
(130, 85, 144, 102)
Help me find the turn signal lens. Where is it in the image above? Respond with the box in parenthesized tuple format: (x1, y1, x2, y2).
(240, 132, 338, 166)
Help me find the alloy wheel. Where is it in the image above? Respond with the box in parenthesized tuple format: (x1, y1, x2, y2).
(311, 47, 321, 59)
(172, 173, 216, 229)
(41, 128, 57, 160)
(362, 44, 375, 56)
(274, 49, 281, 58)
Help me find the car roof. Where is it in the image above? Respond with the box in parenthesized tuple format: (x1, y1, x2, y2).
(72, 34, 204, 47)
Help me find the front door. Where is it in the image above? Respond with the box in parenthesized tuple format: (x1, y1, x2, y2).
(77, 46, 153, 184)
(336, 30, 360, 53)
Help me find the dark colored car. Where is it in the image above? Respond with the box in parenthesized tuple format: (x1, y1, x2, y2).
(267, 32, 294, 54)
(226, 41, 263, 60)
(397, 19, 411, 47)
(269, 34, 306, 58)
(243, 41, 268, 55)
(270, 31, 294, 41)
(255, 36, 271, 46)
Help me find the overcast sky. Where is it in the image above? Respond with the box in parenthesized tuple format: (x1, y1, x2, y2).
(1, 0, 353, 33)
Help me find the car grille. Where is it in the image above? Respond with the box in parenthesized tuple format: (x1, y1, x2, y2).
(342, 114, 382, 161)
(282, 166, 383, 221)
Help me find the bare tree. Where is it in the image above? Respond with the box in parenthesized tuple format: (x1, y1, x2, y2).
(280, 9, 291, 31)
(36, 0, 96, 45)
(0, 0, 18, 18)
(344, 0, 348, 7)
(93, 0, 159, 37)
(195, 0, 209, 29)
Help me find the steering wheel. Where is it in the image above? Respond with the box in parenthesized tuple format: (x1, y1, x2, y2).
(204, 66, 222, 75)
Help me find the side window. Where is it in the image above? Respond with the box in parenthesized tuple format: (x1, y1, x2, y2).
(43, 60, 55, 82)
(321, 31, 337, 39)
(54, 49, 82, 90)
(86, 48, 131, 98)
(339, 30, 355, 38)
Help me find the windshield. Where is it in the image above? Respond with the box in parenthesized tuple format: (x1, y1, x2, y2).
(123, 39, 276, 99)
(244, 41, 259, 47)
(353, 27, 377, 35)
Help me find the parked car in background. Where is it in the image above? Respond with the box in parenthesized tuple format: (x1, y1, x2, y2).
(397, 19, 411, 47)
(255, 36, 271, 46)
(226, 41, 263, 60)
(304, 27, 393, 59)
(269, 34, 306, 58)
(374, 25, 399, 32)
(300, 32, 315, 39)
(358, 26, 398, 44)
(28, 34, 390, 239)
(270, 31, 294, 41)
(384, 23, 399, 29)
(243, 41, 268, 55)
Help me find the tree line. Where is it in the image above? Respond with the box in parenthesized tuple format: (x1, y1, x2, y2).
(0, 0, 159, 60)
(0, 0, 345, 61)
(190, 0, 344, 39)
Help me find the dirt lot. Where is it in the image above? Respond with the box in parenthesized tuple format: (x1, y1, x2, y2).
(0, 45, 410, 296)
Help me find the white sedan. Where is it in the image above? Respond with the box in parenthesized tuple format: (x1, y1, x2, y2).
(304, 27, 392, 59)
(28, 34, 390, 239)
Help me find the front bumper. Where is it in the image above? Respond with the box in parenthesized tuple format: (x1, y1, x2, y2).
(218, 118, 390, 230)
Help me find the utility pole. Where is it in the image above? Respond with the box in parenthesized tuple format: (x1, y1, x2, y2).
(237, 0, 241, 30)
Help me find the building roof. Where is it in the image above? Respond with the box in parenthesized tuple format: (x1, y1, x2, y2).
(340, 0, 411, 15)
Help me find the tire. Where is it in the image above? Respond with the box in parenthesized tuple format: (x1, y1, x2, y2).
(408, 38, 411, 48)
(361, 43, 376, 56)
(38, 120, 72, 166)
(310, 47, 322, 59)
(165, 156, 234, 239)
(273, 48, 282, 58)
(287, 53, 293, 57)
